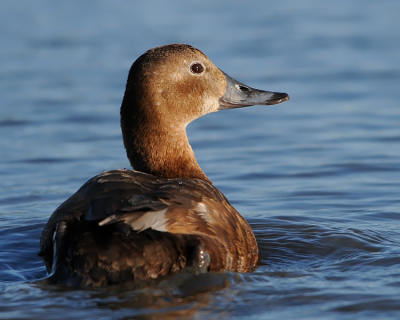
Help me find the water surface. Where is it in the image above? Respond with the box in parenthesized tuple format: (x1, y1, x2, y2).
(1, 1, 400, 319)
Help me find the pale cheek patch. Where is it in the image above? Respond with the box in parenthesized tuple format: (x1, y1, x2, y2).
(202, 96, 220, 114)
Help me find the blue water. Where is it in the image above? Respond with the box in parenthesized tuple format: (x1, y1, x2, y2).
(1, 1, 400, 319)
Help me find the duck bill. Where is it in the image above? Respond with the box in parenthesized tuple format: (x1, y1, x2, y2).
(218, 70, 290, 110)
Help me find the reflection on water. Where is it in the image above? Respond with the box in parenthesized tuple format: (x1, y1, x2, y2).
(1, 0, 400, 319)
(3, 271, 241, 319)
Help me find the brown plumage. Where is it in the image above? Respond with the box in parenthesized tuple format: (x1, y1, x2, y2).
(39, 44, 289, 287)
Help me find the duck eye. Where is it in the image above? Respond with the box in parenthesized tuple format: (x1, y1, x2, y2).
(190, 63, 204, 74)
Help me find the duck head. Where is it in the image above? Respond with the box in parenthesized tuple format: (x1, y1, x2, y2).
(121, 44, 289, 182)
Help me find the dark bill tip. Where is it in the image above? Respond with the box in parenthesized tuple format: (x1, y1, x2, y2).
(266, 92, 290, 105)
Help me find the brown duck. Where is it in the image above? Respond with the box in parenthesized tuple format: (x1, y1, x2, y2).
(39, 44, 289, 287)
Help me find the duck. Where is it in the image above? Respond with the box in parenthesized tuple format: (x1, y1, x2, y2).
(39, 44, 289, 287)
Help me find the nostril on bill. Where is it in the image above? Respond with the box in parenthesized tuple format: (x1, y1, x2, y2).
(238, 85, 250, 92)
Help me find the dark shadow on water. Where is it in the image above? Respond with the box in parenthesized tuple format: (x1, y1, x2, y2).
(0, 119, 30, 127)
(31, 271, 242, 319)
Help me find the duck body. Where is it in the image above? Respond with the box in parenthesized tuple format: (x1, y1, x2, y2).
(40, 170, 258, 287)
(40, 44, 289, 287)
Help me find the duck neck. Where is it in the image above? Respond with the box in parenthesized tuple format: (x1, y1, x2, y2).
(121, 109, 211, 183)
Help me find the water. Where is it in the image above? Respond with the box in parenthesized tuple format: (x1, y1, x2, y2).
(1, 1, 400, 319)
